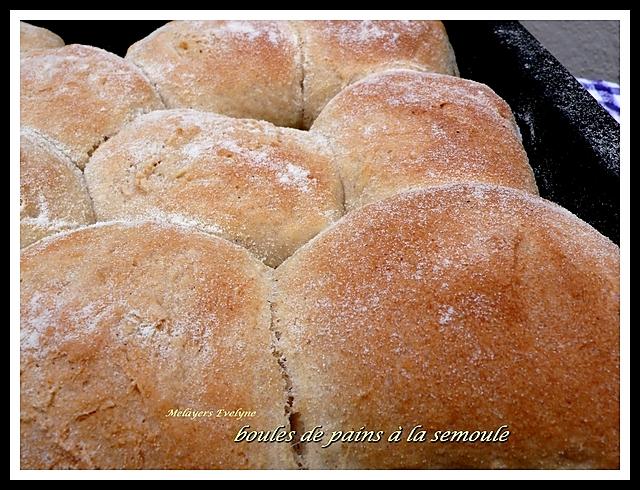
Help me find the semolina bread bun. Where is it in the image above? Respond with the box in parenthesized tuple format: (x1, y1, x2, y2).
(294, 20, 459, 127)
(124, 21, 459, 129)
(274, 184, 619, 469)
(20, 222, 296, 469)
(19, 20, 620, 471)
(20, 128, 95, 248)
(126, 21, 303, 128)
(21, 44, 164, 169)
(20, 22, 64, 52)
(84, 109, 344, 267)
(311, 69, 538, 210)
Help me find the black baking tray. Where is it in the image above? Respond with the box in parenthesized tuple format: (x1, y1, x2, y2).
(26, 20, 621, 244)
(444, 21, 620, 244)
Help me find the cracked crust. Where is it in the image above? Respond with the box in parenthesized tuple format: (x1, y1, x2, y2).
(21, 44, 164, 169)
(20, 22, 64, 53)
(20, 222, 296, 469)
(274, 184, 619, 469)
(311, 69, 538, 210)
(20, 128, 95, 247)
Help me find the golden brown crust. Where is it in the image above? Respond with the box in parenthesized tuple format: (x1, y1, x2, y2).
(21, 44, 164, 168)
(20, 222, 296, 469)
(20, 22, 64, 52)
(20, 22, 620, 471)
(125, 21, 458, 129)
(311, 69, 538, 210)
(84, 109, 344, 267)
(20, 128, 95, 248)
(126, 21, 303, 128)
(274, 184, 619, 469)
(294, 21, 459, 127)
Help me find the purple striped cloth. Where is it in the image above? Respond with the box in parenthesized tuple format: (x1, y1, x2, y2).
(578, 78, 620, 123)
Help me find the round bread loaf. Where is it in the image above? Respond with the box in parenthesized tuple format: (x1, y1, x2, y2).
(21, 44, 164, 168)
(126, 21, 303, 128)
(20, 128, 95, 248)
(20, 222, 296, 469)
(274, 184, 619, 469)
(125, 21, 459, 129)
(84, 109, 344, 267)
(311, 69, 538, 210)
(294, 20, 458, 127)
(20, 22, 64, 52)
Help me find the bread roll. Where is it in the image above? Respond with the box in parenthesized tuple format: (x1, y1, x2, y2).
(20, 22, 64, 52)
(294, 21, 459, 127)
(20, 222, 296, 469)
(20, 128, 95, 248)
(126, 21, 303, 128)
(84, 109, 343, 267)
(274, 184, 619, 469)
(311, 69, 538, 210)
(21, 44, 163, 168)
